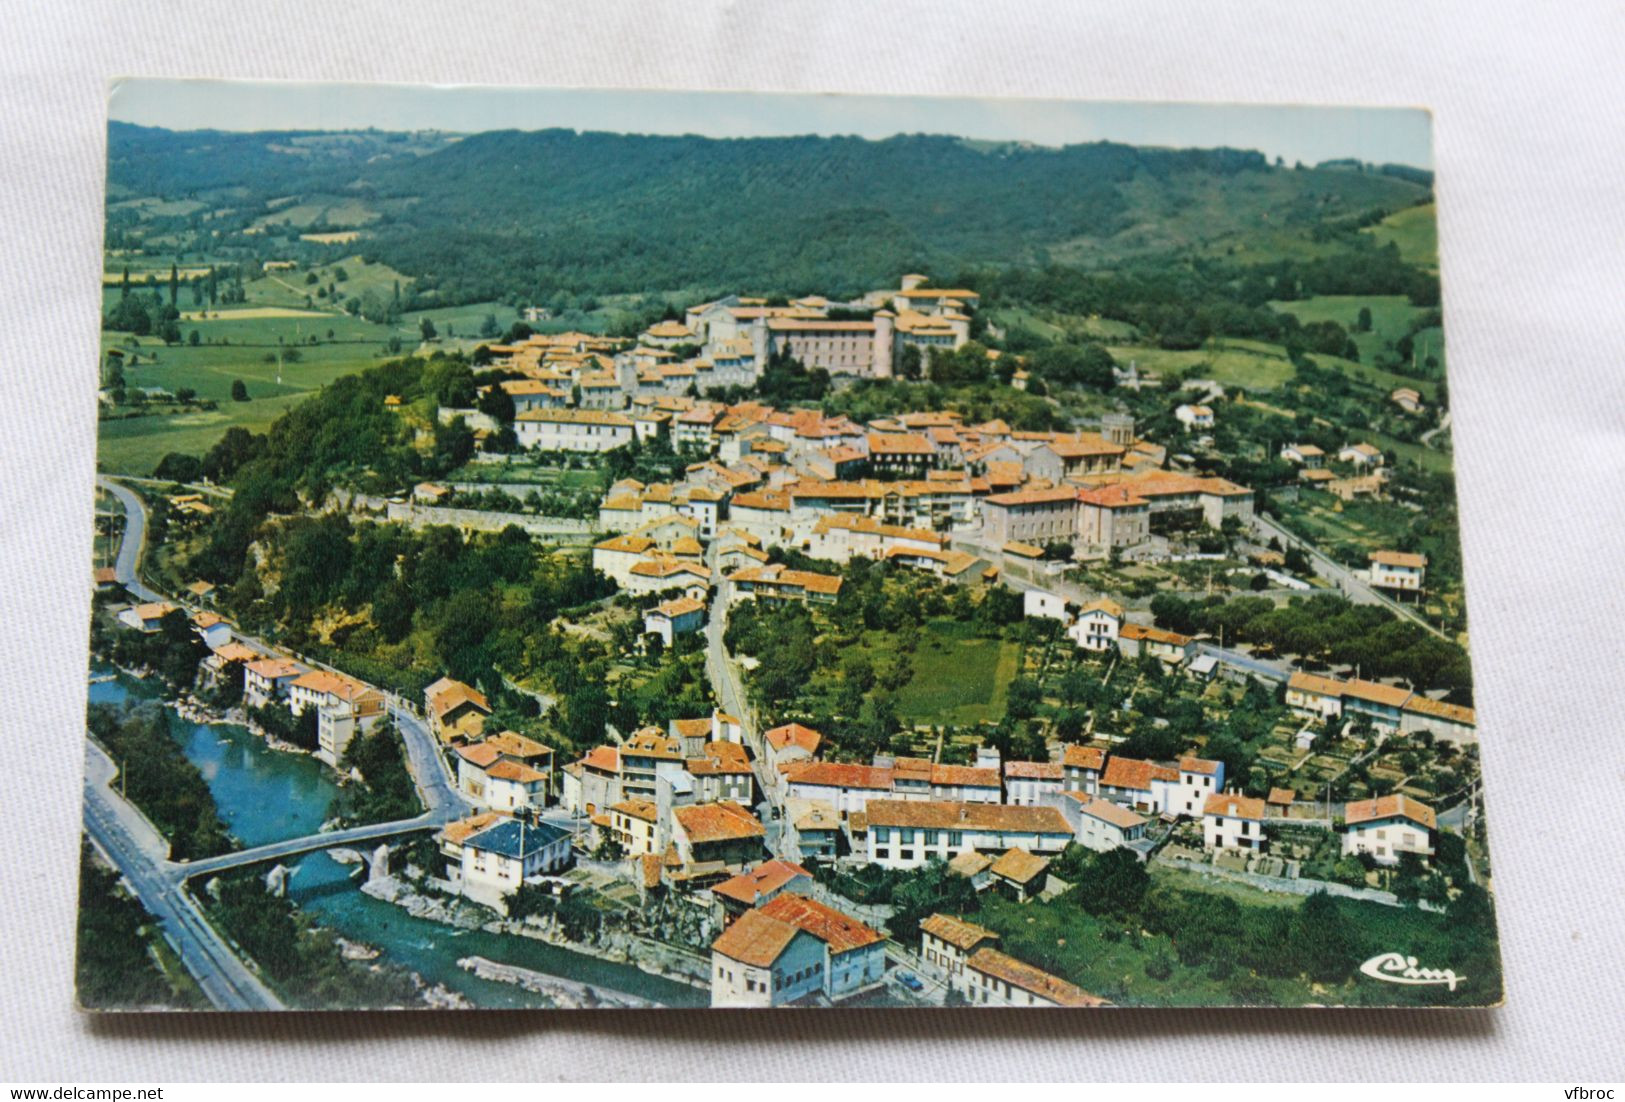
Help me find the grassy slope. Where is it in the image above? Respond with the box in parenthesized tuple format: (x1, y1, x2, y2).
(1362, 201, 1439, 270)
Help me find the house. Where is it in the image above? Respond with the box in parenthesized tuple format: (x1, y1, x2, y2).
(605, 798, 661, 856)
(1172, 756, 1225, 817)
(783, 798, 842, 860)
(1368, 550, 1427, 592)
(425, 677, 491, 742)
(1067, 597, 1125, 653)
(1390, 387, 1425, 414)
(513, 408, 635, 452)
(1118, 622, 1195, 664)
(709, 892, 884, 1007)
(243, 657, 305, 710)
(455, 817, 572, 915)
(784, 761, 895, 817)
(92, 566, 119, 591)
(963, 947, 1109, 1008)
(1343, 794, 1437, 865)
(1060, 744, 1107, 795)
(864, 801, 1073, 870)
(1174, 404, 1215, 431)
(456, 744, 550, 815)
(1285, 671, 1345, 721)
(1341, 678, 1414, 731)
(1055, 793, 1150, 856)
(763, 721, 823, 769)
(643, 595, 706, 648)
(1098, 757, 1180, 814)
(1280, 443, 1325, 468)
(1203, 793, 1267, 851)
(919, 913, 999, 994)
(711, 859, 815, 924)
(288, 669, 386, 765)
(685, 741, 755, 805)
(1003, 761, 1064, 806)
(946, 851, 995, 891)
(189, 610, 233, 649)
(726, 563, 842, 605)
(989, 848, 1051, 901)
(412, 482, 451, 505)
(979, 487, 1079, 547)
(1400, 695, 1477, 744)
(117, 600, 177, 633)
(200, 640, 258, 688)
(1338, 443, 1385, 468)
(1266, 787, 1296, 817)
(1023, 589, 1068, 622)
(866, 432, 936, 478)
(671, 801, 766, 868)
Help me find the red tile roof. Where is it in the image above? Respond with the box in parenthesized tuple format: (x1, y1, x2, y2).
(758, 892, 882, 956)
(1344, 793, 1437, 830)
(711, 860, 813, 906)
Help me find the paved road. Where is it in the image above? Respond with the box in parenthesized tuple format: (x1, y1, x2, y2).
(96, 475, 162, 603)
(1191, 641, 1293, 683)
(83, 742, 284, 1011)
(1253, 512, 1447, 640)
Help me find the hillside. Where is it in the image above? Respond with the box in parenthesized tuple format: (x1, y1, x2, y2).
(106, 123, 1431, 304)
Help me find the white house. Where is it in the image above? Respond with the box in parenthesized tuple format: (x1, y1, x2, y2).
(456, 744, 549, 814)
(1342, 794, 1437, 865)
(288, 669, 386, 765)
(513, 408, 635, 452)
(1338, 442, 1385, 468)
(1022, 589, 1068, 623)
(643, 595, 705, 648)
(1174, 404, 1215, 431)
(864, 801, 1073, 870)
(1280, 443, 1325, 468)
(117, 600, 177, 633)
(455, 817, 572, 914)
(1202, 793, 1267, 851)
(189, 611, 233, 649)
(710, 892, 884, 1007)
(1171, 756, 1225, 817)
(963, 946, 1108, 1007)
(919, 913, 1000, 995)
(1067, 597, 1124, 652)
(1368, 550, 1427, 592)
(1053, 793, 1150, 855)
(783, 761, 895, 817)
(1002, 761, 1064, 806)
(1098, 757, 1180, 814)
(243, 657, 306, 710)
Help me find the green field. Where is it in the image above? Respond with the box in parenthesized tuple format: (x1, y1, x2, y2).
(98, 334, 386, 474)
(1362, 201, 1439, 271)
(888, 618, 1021, 725)
(1107, 338, 1297, 392)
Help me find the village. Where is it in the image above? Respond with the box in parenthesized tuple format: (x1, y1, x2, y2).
(94, 270, 1486, 1010)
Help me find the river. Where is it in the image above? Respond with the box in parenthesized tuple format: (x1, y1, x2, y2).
(89, 670, 704, 1008)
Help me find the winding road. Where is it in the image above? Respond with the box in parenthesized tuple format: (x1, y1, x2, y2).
(87, 475, 471, 1008)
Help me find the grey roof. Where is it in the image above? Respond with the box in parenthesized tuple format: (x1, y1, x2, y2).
(464, 818, 567, 859)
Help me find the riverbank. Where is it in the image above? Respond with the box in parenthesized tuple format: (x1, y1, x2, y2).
(363, 873, 711, 996)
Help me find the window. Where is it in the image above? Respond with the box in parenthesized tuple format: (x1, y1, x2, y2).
(901, 828, 916, 844)
(948, 831, 963, 846)
(900, 849, 915, 862)
(875, 848, 889, 860)
(924, 830, 940, 846)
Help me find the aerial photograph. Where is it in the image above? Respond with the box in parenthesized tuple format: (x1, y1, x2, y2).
(79, 80, 1499, 1012)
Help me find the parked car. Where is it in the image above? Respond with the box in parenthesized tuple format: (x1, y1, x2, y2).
(896, 971, 923, 992)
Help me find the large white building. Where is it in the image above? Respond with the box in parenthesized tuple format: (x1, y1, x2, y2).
(1342, 794, 1437, 865)
(864, 800, 1073, 870)
(709, 892, 885, 1007)
(513, 408, 635, 452)
(450, 816, 572, 915)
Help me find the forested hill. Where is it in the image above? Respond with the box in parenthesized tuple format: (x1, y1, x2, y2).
(107, 122, 1432, 303)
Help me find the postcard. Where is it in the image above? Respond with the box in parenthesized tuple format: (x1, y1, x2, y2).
(79, 79, 1499, 1010)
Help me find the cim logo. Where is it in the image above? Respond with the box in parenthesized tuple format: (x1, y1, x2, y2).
(1359, 952, 1464, 991)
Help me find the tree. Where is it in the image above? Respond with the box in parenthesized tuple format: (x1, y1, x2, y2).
(1355, 306, 1373, 332)
(1072, 847, 1149, 917)
(230, 379, 249, 402)
(420, 317, 437, 342)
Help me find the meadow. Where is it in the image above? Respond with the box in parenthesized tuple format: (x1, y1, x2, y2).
(1362, 201, 1439, 271)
